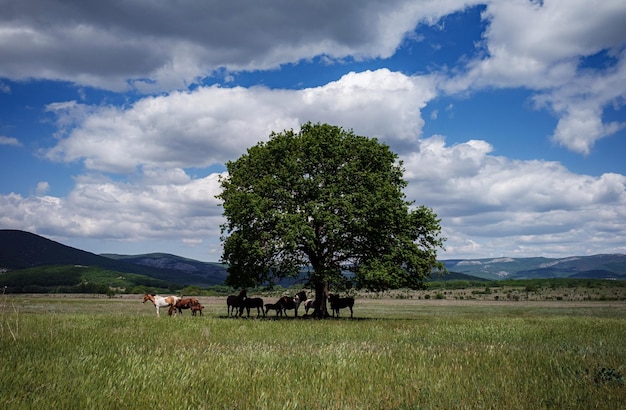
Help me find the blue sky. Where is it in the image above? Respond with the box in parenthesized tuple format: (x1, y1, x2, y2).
(1, 0, 625, 262)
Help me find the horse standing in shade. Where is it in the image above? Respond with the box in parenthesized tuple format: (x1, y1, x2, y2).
(143, 294, 181, 317)
(226, 289, 247, 317)
(264, 301, 283, 316)
(303, 298, 317, 316)
(240, 297, 265, 318)
(278, 290, 307, 317)
(329, 293, 354, 318)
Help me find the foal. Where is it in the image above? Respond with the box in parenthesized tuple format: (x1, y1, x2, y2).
(191, 303, 204, 316)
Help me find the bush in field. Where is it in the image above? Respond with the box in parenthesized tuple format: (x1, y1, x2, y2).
(594, 368, 624, 386)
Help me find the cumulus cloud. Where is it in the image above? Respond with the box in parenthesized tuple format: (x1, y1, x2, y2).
(3, 0, 623, 155)
(0, 170, 226, 259)
(44, 69, 437, 173)
(441, 0, 626, 154)
(0, 0, 473, 92)
(402, 136, 626, 258)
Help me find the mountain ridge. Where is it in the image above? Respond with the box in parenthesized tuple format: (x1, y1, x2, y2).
(1, 230, 625, 286)
(443, 254, 626, 280)
(0, 230, 226, 286)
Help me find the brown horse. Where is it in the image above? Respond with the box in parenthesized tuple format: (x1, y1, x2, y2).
(168, 297, 200, 316)
(264, 302, 283, 317)
(191, 303, 204, 316)
(226, 289, 247, 317)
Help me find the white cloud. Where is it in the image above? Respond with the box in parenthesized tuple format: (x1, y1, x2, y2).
(4, 0, 623, 157)
(44, 69, 437, 173)
(402, 136, 626, 258)
(35, 181, 50, 195)
(441, 0, 626, 154)
(0, 136, 21, 146)
(4, 128, 626, 261)
(0, 170, 226, 260)
(535, 52, 626, 154)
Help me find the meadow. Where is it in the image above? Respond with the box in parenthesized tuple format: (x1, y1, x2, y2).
(1, 292, 625, 409)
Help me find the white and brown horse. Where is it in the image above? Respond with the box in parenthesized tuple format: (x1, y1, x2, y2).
(143, 293, 181, 317)
(303, 298, 317, 316)
(278, 290, 307, 317)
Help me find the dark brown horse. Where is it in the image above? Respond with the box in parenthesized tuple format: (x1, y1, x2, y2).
(329, 293, 354, 318)
(278, 290, 307, 317)
(226, 289, 247, 317)
(264, 302, 283, 316)
(240, 297, 265, 318)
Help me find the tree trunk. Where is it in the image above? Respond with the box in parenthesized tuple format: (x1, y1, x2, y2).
(312, 280, 330, 318)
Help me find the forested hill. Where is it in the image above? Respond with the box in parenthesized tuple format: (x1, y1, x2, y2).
(1, 230, 624, 284)
(0, 229, 130, 270)
(0, 230, 226, 286)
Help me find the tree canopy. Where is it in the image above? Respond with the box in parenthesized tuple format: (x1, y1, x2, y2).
(217, 122, 445, 315)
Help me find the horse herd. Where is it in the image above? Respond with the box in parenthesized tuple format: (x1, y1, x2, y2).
(142, 290, 355, 318)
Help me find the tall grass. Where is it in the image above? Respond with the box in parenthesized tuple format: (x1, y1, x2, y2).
(1, 295, 624, 409)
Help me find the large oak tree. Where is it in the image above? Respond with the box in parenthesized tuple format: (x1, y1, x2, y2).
(218, 122, 445, 316)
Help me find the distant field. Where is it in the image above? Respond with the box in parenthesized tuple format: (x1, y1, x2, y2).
(1, 293, 625, 409)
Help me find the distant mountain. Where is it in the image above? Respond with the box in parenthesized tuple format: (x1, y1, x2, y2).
(443, 255, 626, 280)
(0, 230, 227, 286)
(2, 230, 625, 291)
(101, 253, 228, 285)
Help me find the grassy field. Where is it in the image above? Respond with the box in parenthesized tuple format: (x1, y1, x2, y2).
(1, 293, 625, 409)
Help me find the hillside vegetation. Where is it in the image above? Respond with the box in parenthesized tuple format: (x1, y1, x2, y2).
(0, 230, 227, 287)
(0, 265, 181, 294)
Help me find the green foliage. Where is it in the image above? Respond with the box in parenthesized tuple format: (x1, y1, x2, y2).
(0, 265, 181, 294)
(218, 122, 445, 293)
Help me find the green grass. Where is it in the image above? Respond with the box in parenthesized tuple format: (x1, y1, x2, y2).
(1, 295, 625, 409)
